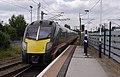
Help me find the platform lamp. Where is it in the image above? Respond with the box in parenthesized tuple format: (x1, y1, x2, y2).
(30, 5, 33, 22)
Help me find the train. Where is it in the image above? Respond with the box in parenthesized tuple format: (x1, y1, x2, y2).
(22, 20, 78, 65)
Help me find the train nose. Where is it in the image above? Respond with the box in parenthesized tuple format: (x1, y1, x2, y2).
(31, 55, 39, 63)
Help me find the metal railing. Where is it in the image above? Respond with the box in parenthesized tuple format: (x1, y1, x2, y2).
(88, 30, 120, 63)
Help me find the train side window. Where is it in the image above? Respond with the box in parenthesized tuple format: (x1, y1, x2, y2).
(65, 30, 68, 38)
(54, 24, 59, 37)
(60, 28, 67, 39)
(59, 28, 62, 37)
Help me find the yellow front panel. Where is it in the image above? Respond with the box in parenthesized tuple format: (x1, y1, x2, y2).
(25, 39, 50, 54)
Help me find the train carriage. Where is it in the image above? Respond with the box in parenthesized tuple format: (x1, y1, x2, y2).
(22, 20, 78, 65)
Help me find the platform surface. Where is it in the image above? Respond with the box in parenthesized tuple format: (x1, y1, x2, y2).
(65, 46, 108, 77)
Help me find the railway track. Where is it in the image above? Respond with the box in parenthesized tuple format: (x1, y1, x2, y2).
(14, 65, 46, 77)
(0, 60, 30, 77)
(0, 39, 78, 77)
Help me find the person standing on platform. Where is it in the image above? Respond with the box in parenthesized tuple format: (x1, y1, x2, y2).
(84, 30, 88, 56)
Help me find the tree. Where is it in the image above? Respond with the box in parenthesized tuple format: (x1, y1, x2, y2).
(112, 26, 116, 31)
(7, 26, 17, 41)
(0, 31, 10, 49)
(9, 15, 27, 40)
(97, 25, 105, 32)
(73, 29, 80, 35)
(0, 20, 4, 31)
(2, 23, 9, 33)
(64, 24, 71, 29)
(9, 15, 16, 28)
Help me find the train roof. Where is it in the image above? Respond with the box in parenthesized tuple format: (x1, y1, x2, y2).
(29, 20, 55, 27)
(29, 20, 78, 34)
(58, 24, 78, 34)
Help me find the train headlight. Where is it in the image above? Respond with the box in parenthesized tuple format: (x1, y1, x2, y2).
(46, 42, 53, 51)
(22, 42, 27, 51)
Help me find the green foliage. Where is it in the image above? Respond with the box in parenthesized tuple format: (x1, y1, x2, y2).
(2, 24, 9, 33)
(7, 26, 17, 41)
(0, 14, 27, 51)
(0, 20, 4, 31)
(96, 25, 105, 32)
(73, 29, 80, 35)
(0, 43, 21, 59)
(112, 26, 116, 31)
(9, 15, 16, 28)
(9, 15, 27, 40)
(64, 24, 71, 29)
(0, 31, 10, 49)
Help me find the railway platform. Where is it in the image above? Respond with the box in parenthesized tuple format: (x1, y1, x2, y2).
(37, 45, 112, 77)
(65, 46, 108, 77)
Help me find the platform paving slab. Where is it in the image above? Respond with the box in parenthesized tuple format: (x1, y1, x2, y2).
(65, 46, 108, 77)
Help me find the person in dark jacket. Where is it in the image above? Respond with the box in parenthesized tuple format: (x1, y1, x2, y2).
(84, 34, 88, 56)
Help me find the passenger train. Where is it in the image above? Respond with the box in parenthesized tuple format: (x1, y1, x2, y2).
(22, 20, 78, 65)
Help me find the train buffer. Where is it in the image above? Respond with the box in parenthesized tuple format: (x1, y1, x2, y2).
(37, 45, 119, 77)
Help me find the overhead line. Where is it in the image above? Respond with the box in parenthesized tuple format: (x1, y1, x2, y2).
(89, 0, 100, 11)
(41, 7, 55, 16)
(31, 0, 62, 19)
(31, 0, 38, 4)
(1, 0, 29, 11)
(42, 0, 56, 11)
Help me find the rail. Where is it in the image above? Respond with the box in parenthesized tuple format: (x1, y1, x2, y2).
(0, 61, 30, 77)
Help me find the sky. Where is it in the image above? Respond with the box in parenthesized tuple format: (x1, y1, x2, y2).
(0, 0, 120, 31)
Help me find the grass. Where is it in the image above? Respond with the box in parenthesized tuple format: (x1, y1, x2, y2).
(0, 43, 22, 60)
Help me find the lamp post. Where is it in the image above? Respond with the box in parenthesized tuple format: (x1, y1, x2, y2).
(79, 13, 82, 41)
(30, 5, 33, 22)
(79, 11, 89, 42)
(85, 10, 89, 18)
(99, 0, 102, 58)
(84, 10, 89, 30)
(37, 3, 41, 20)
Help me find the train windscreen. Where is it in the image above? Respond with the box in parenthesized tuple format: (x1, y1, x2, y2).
(26, 25, 52, 40)
(38, 27, 51, 39)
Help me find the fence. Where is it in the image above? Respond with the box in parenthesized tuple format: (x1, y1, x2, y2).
(88, 30, 120, 63)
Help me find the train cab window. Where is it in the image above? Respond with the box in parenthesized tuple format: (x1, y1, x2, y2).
(26, 25, 39, 39)
(25, 23, 52, 40)
(38, 26, 52, 39)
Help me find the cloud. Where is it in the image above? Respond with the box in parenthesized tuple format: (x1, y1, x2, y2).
(0, 0, 120, 30)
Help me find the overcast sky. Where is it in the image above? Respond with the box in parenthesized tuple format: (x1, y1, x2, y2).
(0, 0, 120, 30)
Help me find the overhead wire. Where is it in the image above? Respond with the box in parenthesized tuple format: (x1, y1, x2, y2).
(42, 0, 57, 12)
(86, 0, 101, 26)
(101, 0, 118, 20)
(31, 0, 61, 20)
(103, 13, 120, 21)
(41, 7, 55, 16)
(87, 0, 120, 29)
(41, 0, 67, 21)
(89, 0, 120, 25)
(0, 0, 29, 11)
(102, 9, 120, 20)
(89, 0, 100, 11)
(31, 0, 38, 4)
(31, 0, 56, 19)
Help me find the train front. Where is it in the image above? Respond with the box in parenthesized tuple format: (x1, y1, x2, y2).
(22, 20, 54, 65)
